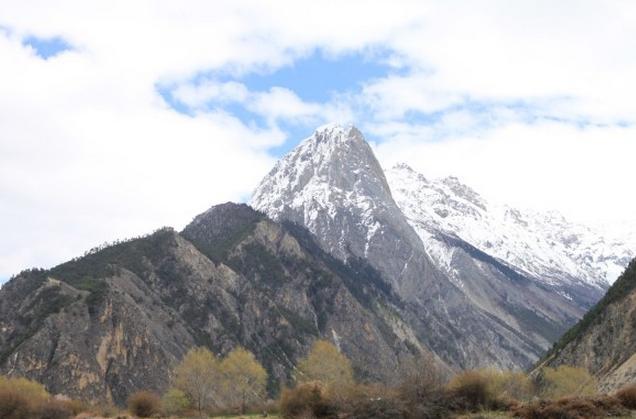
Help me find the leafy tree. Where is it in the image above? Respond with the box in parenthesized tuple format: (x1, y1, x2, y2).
(162, 387, 189, 416)
(538, 365, 597, 399)
(297, 340, 354, 388)
(174, 347, 221, 416)
(220, 347, 267, 413)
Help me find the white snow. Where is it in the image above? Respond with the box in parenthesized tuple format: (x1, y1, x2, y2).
(252, 124, 395, 262)
(387, 163, 635, 287)
(251, 123, 634, 291)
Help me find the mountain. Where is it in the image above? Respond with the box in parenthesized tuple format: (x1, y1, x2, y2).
(387, 163, 633, 291)
(0, 204, 424, 404)
(251, 124, 597, 370)
(251, 124, 443, 297)
(537, 259, 636, 392)
(2, 123, 631, 403)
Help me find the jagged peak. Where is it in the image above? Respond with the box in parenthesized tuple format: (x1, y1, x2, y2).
(390, 163, 429, 183)
(252, 124, 389, 206)
(439, 176, 485, 207)
(392, 162, 415, 172)
(299, 122, 366, 149)
(313, 122, 359, 135)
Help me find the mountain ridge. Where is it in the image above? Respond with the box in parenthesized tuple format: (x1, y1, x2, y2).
(251, 124, 606, 370)
(387, 163, 632, 290)
(0, 204, 426, 403)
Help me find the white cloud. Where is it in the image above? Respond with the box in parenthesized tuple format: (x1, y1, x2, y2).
(363, 1, 636, 123)
(374, 121, 636, 227)
(1, 0, 636, 278)
(173, 80, 250, 108)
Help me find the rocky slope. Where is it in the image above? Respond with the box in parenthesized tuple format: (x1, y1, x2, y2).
(0, 203, 423, 404)
(538, 259, 636, 391)
(251, 124, 590, 370)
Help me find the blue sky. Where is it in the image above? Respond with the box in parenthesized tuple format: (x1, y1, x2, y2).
(1, 1, 636, 281)
(22, 34, 72, 58)
(159, 50, 398, 155)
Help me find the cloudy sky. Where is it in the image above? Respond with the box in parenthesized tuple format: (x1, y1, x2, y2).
(1, 1, 635, 281)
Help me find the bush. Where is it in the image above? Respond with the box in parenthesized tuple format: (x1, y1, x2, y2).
(512, 395, 627, 419)
(398, 355, 445, 404)
(537, 366, 597, 399)
(0, 390, 76, 419)
(447, 370, 496, 411)
(0, 388, 33, 419)
(127, 390, 161, 418)
(488, 370, 533, 402)
(280, 381, 337, 418)
(0, 375, 61, 419)
(35, 399, 73, 419)
(0, 375, 50, 402)
(615, 383, 636, 409)
(87, 403, 121, 418)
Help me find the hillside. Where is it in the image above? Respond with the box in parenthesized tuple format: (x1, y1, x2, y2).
(538, 259, 636, 391)
(0, 204, 424, 404)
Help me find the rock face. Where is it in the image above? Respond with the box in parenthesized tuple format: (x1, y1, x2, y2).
(251, 125, 441, 293)
(251, 124, 621, 371)
(538, 260, 636, 392)
(0, 204, 423, 404)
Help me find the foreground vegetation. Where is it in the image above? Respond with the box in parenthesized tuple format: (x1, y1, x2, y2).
(2, 340, 636, 418)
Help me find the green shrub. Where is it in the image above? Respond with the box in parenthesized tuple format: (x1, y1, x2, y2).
(127, 390, 161, 418)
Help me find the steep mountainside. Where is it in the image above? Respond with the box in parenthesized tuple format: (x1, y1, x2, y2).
(538, 259, 636, 392)
(251, 124, 588, 370)
(0, 204, 423, 404)
(387, 163, 633, 290)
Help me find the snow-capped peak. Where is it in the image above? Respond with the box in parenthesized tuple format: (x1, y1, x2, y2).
(251, 124, 400, 262)
(387, 163, 634, 287)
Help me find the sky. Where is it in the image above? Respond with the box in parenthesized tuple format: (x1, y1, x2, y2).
(1, 1, 636, 281)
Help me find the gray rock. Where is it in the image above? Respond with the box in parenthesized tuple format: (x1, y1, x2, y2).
(251, 124, 598, 371)
(0, 206, 424, 404)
